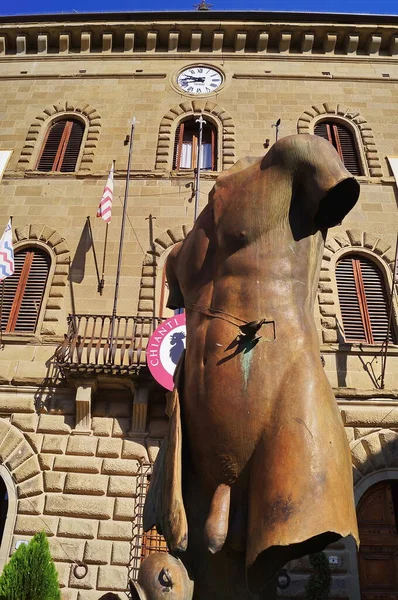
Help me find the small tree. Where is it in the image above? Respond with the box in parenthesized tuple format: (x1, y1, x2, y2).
(304, 552, 331, 600)
(0, 531, 60, 600)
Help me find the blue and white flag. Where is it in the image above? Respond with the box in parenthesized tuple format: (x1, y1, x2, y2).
(0, 220, 14, 281)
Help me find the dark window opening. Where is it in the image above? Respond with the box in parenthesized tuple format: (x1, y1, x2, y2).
(173, 118, 217, 171)
(314, 121, 362, 176)
(336, 255, 396, 344)
(0, 247, 50, 333)
(0, 477, 8, 547)
(37, 118, 84, 172)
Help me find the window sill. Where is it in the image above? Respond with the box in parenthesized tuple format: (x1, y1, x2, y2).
(170, 170, 220, 179)
(321, 343, 398, 355)
(0, 333, 42, 345)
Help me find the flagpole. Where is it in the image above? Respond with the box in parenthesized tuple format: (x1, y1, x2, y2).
(86, 216, 101, 291)
(194, 115, 206, 223)
(108, 119, 137, 363)
(380, 234, 398, 389)
(99, 223, 109, 296)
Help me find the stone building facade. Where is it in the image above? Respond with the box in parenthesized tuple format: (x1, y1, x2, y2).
(0, 9, 397, 599)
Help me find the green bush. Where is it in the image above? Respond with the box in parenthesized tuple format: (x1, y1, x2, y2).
(304, 551, 331, 600)
(0, 531, 60, 600)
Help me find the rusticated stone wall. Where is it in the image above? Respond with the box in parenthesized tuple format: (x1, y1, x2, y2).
(0, 387, 167, 600)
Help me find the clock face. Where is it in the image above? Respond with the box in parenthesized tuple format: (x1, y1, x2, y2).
(177, 66, 223, 95)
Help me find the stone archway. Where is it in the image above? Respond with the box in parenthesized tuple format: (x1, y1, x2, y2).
(297, 103, 382, 177)
(318, 229, 396, 343)
(155, 100, 236, 171)
(0, 419, 43, 500)
(0, 419, 43, 570)
(348, 428, 398, 488)
(137, 224, 192, 317)
(17, 101, 101, 171)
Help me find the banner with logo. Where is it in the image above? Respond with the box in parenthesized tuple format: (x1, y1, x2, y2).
(147, 313, 186, 390)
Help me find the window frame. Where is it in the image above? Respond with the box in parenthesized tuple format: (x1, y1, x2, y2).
(172, 115, 218, 172)
(312, 116, 367, 177)
(335, 251, 397, 346)
(34, 114, 87, 174)
(0, 241, 54, 339)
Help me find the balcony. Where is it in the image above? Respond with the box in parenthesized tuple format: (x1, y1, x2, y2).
(55, 314, 163, 376)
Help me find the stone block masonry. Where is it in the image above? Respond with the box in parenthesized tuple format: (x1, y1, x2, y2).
(0, 11, 398, 600)
(0, 393, 150, 596)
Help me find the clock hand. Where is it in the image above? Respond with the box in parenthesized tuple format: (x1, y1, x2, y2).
(181, 76, 205, 83)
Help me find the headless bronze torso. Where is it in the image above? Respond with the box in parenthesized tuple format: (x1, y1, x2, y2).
(142, 135, 360, 600)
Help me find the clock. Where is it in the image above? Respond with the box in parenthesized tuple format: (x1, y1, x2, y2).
(176, 66, 223, 95)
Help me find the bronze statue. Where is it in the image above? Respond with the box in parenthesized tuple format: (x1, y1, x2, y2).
(135, 134, 360, 600)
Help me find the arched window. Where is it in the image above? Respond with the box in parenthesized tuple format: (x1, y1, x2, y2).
(314, 121, 362, 175)
(173, 118, 217, 171)
(336, 255, 396, 344)
(0, 247, 50, 333)
(36, 118, 85, 172)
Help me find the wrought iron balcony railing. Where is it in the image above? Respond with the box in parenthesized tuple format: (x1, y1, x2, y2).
(55, 314, 163, 375)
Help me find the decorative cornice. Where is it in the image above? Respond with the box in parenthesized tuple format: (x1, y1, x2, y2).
(0, 21, 397, 57)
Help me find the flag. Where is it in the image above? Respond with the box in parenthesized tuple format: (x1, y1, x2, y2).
(0, 219, 14, 281)
(97, 162, 114, 223)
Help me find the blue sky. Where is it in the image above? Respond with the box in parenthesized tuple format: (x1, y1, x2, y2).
(0, 0, 397, 16)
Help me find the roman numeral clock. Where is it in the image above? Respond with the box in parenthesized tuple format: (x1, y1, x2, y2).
(175, 66, 224, 95)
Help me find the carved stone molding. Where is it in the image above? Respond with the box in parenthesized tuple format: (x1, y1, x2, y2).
(155, 100, 236, 171)
(0, 418, 43, 500)
(1, 21, 398, 57)
(13, 223, 70, 335)
(17, 101, 102, 171)
(318, 229, 396, 343)
(348, 427, 398, 486)
(297, 103, 382, 177)
(137, 224, 192, 316)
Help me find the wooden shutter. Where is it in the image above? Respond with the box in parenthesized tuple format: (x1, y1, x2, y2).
(314, 121, 361, 176)
(60, 121, 85, 172)
(37, 119, 84, 172)
(173, 123, 184, 169)
(0, 248, 50, 333)
(336, 256, 395, 344)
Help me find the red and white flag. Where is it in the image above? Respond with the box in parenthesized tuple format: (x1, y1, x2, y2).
(0, 219, 14, 281)
(97, 162, 114, 224)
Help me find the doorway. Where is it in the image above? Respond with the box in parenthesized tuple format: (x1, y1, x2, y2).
(357, 480, 398, 598)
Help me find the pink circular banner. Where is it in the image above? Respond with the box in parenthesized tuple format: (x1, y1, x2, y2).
(147, 313, 186, 390)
